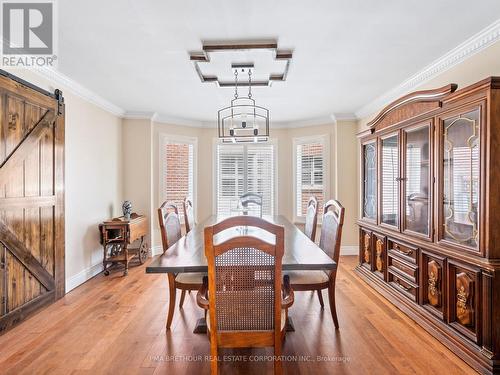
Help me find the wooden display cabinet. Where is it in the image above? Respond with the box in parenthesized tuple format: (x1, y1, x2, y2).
(356, 77, 500, 374)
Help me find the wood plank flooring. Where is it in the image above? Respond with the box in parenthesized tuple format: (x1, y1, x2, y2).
(0, 256, 476, 374)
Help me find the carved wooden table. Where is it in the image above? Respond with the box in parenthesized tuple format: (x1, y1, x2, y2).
(99, 213, 148, 276)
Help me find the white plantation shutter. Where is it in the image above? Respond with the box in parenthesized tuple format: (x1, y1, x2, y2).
(295, 138, 326, 218)
(405, 146, 421, 212)
(161, 136, 196, 221)
(247, 144, 274, 216)
(451, 146, 479, 224)
(217, 144, 245, 216)
(382, 143, 398, 216)
(216, 143, 275, 216)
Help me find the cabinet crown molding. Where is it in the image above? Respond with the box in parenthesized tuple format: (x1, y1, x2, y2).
(368, 83, 457, 132)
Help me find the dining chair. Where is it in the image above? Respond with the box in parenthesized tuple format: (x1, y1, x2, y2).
(198, 216, 294, 375)
(304, 196, 318, 242)
(183, 197, 195, 233)
(287, 199, 345, 329)
(239, 192, 263, 217)
(158, 201, 204, 329)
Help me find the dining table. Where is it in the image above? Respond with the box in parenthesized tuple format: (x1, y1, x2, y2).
(146, 214, 337, 333)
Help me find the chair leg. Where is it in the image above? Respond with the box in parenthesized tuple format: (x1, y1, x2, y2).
(317, 289, 324, 309)
(328, 279, 339, 329)
(179, 290, 186, 309)
(210, 341, 218, 375)
(274, 336, 283, 375)
(166, 273, 176, 330)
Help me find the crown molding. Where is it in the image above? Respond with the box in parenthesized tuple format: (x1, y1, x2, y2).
(274, 113, 357, 129)
(122, 111, 156, 120)
(33, 67, 126, 116)
(331, 113, 359, 122)
(356, 18, 500, 119)
(275, 115, 333, 128)
(153, 113, 206, 128)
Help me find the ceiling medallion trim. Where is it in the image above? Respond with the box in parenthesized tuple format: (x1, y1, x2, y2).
(190, 40, 293, 87)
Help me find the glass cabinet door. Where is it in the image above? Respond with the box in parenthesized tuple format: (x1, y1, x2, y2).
(403, 124, 431, 236)
(362, 141, 377, 220)
(441, 108, 480, 249)
(381, 134, 399, 227)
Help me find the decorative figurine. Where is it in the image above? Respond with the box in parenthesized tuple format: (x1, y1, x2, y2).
(122, 200, 132, 220)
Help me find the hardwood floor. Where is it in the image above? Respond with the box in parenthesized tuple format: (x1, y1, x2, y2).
(0, 256, 476, 374)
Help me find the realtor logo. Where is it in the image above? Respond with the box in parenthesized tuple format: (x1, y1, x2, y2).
(1, 1, 57, 67)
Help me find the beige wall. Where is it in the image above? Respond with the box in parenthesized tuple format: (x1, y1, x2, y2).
(358, 40, 500, 132)
(354, 39, 500, 233)
(121, 119, 359, 251)
(3, 68, 124, 291)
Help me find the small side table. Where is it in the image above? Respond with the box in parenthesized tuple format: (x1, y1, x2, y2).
(99, 213, 148, 276)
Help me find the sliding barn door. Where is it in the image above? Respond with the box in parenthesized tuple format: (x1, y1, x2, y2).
(0, 73, 65, 333)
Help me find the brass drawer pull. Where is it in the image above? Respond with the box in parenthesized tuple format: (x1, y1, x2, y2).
(395, 278, 412, 292)
(393, 244, 412, 256)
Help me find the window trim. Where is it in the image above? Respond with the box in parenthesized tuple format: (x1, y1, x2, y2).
(212, 138, 278, 216)
(159, 133, 198, 221)
(293, 134, 330, 224)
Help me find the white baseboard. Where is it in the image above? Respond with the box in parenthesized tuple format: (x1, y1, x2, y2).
(151, 245, 163, 256)
(340, 246, 358, 256)
(65, 261, 103, 292)
(66, 245, 158, 292)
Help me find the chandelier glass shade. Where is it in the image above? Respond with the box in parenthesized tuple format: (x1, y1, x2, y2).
(217, 67, 270, 143)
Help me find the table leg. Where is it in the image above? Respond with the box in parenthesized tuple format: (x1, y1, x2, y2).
(193, 318, 207, 334)
(166, 273, 176, 330)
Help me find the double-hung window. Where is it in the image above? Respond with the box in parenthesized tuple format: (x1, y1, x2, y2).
(216, 142, 276, 216)
(294, 135, 329, 221)
(160, 134, 197, 221)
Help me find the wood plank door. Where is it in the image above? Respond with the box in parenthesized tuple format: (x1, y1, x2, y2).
(0, 73, 64, 333)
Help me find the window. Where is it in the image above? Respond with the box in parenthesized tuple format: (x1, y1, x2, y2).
(294, 135, 329, 220)
(160, 135, 197, 220)
(216, 142, 276, 216)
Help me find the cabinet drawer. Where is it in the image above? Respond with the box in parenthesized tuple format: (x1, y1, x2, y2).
(388, 257, 417, 284)
(388, 272, 418, 302)
(387, 239, 418, 264)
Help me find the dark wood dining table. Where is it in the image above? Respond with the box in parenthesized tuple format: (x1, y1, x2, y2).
(146, 215, 337, 332)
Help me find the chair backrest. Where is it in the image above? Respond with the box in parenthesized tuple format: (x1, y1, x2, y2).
(183, 197, 195, 233)
(239, 192, 263, 217)
(304, 196, 318, 242)
(319, 200, 345, 265)
(158, 202, 182, 252)
(204, 216, 284, 340)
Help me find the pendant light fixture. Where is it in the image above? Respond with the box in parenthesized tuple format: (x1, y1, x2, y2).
(217, 65, 270, 143)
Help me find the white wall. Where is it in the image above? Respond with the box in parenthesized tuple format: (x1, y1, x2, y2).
(3, 68, 124, 292)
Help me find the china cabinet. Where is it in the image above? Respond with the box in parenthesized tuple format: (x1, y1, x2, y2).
(357, 77, 500, 374)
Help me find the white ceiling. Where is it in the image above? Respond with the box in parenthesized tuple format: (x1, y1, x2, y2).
(58, 0, 500, 123)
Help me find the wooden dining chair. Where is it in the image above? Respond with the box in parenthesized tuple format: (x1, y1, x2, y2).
(239, 192, 263, 217)
(304, 196, 318, 242)
(158, 201, 204, 329)
(198, 216, 294, 375)
(183, 197, 195, 233)
(287, 199, 345, 329)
